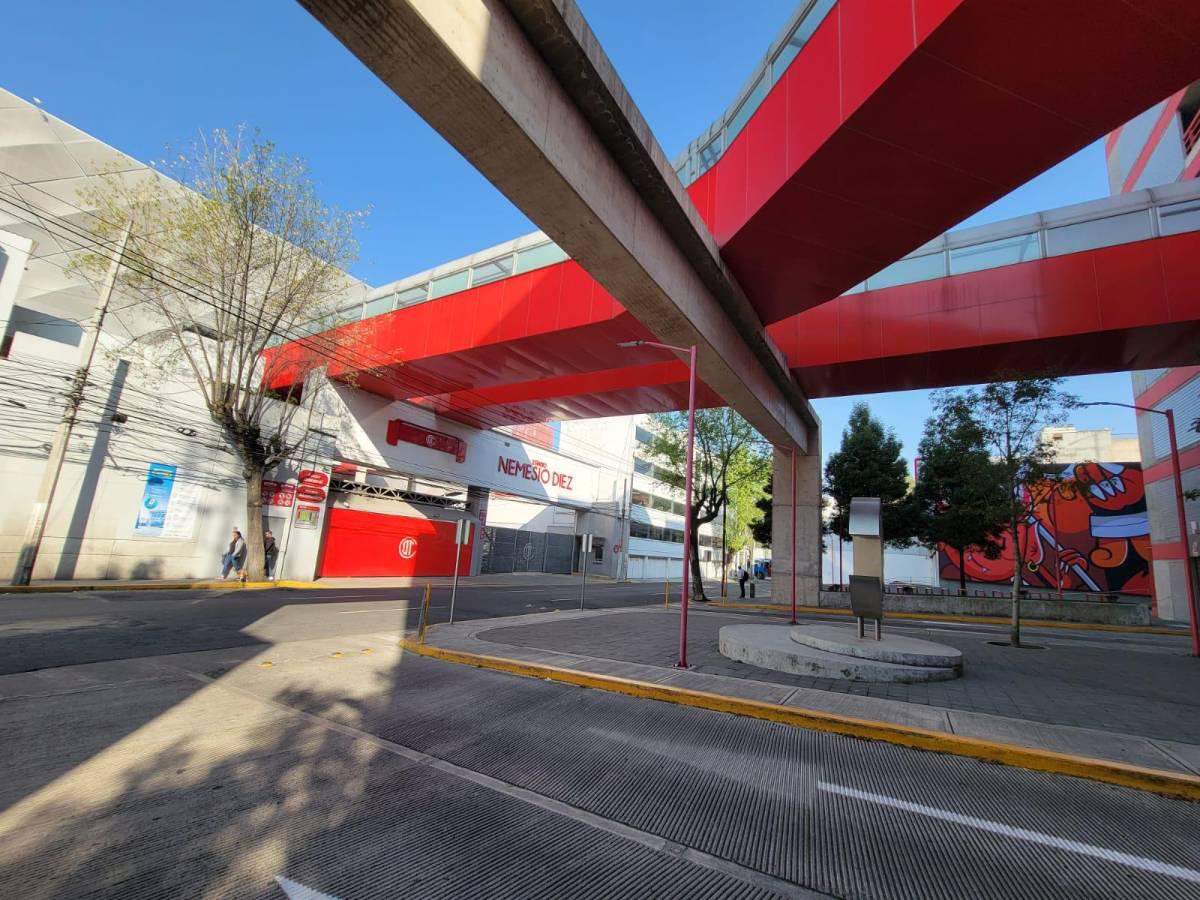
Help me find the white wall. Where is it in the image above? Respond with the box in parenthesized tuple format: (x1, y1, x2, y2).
(0, 347, 335, 582)
(822, 534, 940, 587)
(330, 384, 602, 506)
(485, 494, 576, 532)
(0, 228, 33, 336)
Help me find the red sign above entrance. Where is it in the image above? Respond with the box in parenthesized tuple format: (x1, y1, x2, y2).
(387, 419, 467, 463)
(299, 469, 329, 488)
(296, 485, 327, 503)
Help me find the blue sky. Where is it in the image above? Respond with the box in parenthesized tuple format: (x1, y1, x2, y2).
(5, 0, 1140, 465)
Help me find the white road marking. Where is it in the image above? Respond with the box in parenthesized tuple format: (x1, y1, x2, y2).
(275, 875, 342, 899)
(817, 782, 1200, 884)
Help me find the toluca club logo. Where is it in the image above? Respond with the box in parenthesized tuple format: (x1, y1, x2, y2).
(398, 537, 418, 559)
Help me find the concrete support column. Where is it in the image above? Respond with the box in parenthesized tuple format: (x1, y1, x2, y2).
(466, 485, 490, 576)
(772, 444, 822, 608)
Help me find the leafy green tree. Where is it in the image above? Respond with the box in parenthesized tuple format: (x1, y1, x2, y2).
(824, 402, 915, 550)
(967, 376, 1078, 647)
(646, 409, 770, 601)
(750, 475, 773, 548)
(914, 392, 1009, 593)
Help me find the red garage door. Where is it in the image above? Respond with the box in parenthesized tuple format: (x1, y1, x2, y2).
(319, 507, 472, 577)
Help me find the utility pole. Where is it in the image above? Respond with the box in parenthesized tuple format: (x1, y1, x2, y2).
(12, 223, 131, 585)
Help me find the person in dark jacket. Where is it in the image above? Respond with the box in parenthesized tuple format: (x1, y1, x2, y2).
(264, 531, 279, 580)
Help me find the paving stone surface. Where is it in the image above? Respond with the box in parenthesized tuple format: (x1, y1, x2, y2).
(477, 609, 1200, 746)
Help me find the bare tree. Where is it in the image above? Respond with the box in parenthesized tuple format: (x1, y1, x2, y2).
(75, 129, 365, 579)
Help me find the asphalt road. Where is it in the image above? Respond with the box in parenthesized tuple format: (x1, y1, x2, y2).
(0, 578, 1184, 676)
(1, 638, 1197, 899)
(2, 580, 1198, 897)
(0, 578, 686, 674)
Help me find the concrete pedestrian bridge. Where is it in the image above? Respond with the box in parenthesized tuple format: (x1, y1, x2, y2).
(719, 623, 963, 683)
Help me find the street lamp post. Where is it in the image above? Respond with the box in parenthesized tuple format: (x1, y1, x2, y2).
(1080, 401, 1200, 657)
(618, 340, 697, 667)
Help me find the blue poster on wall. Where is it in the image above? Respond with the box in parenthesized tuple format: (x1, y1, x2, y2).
(134, 463, 177, 536)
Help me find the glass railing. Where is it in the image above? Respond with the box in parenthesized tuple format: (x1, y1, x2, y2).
(285, 235, 571, 341)
(671, 0, 837, 187)
(848, 182, 1200, 296)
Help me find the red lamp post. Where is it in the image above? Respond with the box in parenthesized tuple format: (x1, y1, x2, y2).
(619, 340, 697, 667)
(1080, 401, 1199, 657)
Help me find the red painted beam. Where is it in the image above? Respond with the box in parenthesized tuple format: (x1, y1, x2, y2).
(266, 260, 664, 398)
(391, 230, 1200, 416)
(771, 231, 1200, 393)
(418, 376, 726, 429)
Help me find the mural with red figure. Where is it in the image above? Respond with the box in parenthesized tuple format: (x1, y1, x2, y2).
(938, 462, 1152, 596)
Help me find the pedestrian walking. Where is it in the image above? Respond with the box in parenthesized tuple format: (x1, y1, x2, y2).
(263, 530, 278, 580)
(738, 564, 750, 599)
(221, 528, 248, 580)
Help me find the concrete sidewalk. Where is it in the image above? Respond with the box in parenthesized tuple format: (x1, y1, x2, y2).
(421, 607, 1200, 778)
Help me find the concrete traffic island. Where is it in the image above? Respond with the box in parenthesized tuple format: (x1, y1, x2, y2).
(719, 623, 963, 683)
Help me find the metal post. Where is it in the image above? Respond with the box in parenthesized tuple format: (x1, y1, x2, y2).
(664, 579, 669, 608)
(449, 520, 466, 625)
(1050, 486, 1062, 601)
(1165, 409, 1200, 657)
(678, 345, 697, 668)
(12, 223, 131, 586)
(579, 535, 589, 610)
(418, 583, 433, 643)
(790, 447, 797, 625)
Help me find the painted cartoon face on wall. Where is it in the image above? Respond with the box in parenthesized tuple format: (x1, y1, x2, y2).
(1071, 462, 1145, 513)
(938, 462, 1151, 596)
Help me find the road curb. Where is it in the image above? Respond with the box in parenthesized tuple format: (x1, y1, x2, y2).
(400, 639, 1200, 802)
(705, 601, 1189, 637)
(2, 579, 321, 594)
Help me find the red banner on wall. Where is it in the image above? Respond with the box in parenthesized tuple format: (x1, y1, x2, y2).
(318, 508, 472, 577)
(261, 480, 296, 507)
(386, 419, 467, 463)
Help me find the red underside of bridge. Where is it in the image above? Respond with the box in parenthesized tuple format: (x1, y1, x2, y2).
(773, 231, 1200, 396)
(266, 230, 1200, 425)
(266, 0, 1200, 423)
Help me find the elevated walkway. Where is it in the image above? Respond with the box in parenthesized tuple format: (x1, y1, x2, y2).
(271, 181, 1200, 425)
(277, 1, 1200, 429)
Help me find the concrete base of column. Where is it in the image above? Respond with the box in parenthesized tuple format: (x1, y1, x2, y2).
(771, 445, 822, 609)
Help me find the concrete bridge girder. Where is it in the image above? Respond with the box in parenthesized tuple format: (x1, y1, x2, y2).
(297, 0, 816, 454)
